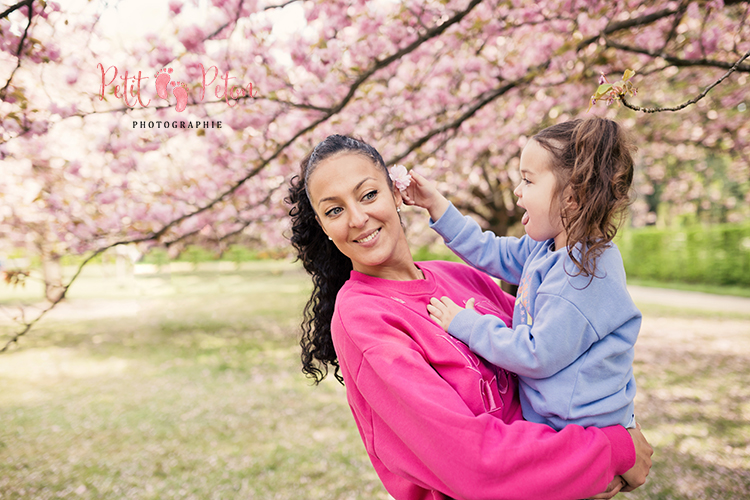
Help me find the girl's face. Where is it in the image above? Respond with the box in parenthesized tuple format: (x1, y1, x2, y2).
(307, 153, 414, 280)
(513, 139, 567, 249)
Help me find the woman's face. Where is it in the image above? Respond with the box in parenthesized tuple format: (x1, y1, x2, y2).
(307, 153, 412, 279)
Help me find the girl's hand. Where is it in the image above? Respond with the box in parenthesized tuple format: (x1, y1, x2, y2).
(401, 170, 450, 222)
(427, 297, 475, 331)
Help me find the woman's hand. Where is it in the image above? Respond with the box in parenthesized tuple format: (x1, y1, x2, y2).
(621, 422, 653, 491)
(401, 170, 450, 222)
(591, 424, 652, 500)
(590, 476, 626, 499)
(427, 297, 475, 331)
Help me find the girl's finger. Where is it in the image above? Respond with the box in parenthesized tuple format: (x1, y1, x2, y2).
(409, 170, 426, 185)
(439, 296, 456, 307)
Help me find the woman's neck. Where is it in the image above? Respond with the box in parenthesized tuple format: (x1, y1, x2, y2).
(352, 242, 424, 281)
(353, 260, 424, 281)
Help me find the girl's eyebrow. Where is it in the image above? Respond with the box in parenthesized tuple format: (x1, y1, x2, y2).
(317, 177, 375, 207)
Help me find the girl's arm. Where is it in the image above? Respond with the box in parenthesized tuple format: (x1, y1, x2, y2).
(431, 200, 532, 285)
(403, 170, 531, 283)
(435, 292, 602, 379)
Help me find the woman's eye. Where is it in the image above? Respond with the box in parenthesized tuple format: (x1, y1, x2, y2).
(363, 190, 377, 201)
(325, 207, 343, 217)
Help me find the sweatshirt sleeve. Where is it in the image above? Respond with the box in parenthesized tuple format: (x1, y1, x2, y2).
(335, 310, 635, 500)
(430, 202, 533, 285)
(449, 292, 601, 379)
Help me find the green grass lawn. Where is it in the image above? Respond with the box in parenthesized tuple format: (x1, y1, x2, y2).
(0, 262, 388, 500)
(1, 260, 749, 499)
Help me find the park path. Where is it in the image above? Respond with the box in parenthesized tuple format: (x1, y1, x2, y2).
(627, 285, 750, 315)
(629, 285, 750, 364)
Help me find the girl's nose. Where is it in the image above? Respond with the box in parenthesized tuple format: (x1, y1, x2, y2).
(513, 182, 523, 197)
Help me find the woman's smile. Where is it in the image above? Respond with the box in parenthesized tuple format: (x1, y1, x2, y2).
(354, 227, 381, 244)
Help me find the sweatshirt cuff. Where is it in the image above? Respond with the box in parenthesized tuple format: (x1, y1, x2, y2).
(600, 425, 636, 475)
(447, 308, 483, 345)
(429, 202, 465, 242)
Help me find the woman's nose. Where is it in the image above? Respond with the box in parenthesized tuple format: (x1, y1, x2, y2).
(348, 206, 369, 227)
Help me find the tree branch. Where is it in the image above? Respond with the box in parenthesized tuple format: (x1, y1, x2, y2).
(658, 1, 690, 55)
(161, 185, 283, 248)
(0, 0, 32, 20)
(386, 59, 547, 165)
(0, 0, 33, 98)
(203, 0, 301, 41)
(577, 7, 681, 50)
(263, 0, 299, 10)
(621, 47, 750, 113)
(204, 0, 246, 40)
(606, 39, 750, 72)
(0, 243, 110, 352)
(86, 93, 329, 115)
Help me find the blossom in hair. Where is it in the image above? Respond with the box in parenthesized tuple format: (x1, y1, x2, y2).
(389, 165, 411, 191)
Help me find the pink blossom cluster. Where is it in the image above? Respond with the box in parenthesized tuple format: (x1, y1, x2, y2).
(0, 0, 748, 270)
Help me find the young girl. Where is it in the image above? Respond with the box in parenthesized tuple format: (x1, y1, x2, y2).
(403, 117, 641, 431)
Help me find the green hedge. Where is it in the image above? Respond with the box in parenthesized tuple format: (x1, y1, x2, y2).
(618, 222, 750, 287)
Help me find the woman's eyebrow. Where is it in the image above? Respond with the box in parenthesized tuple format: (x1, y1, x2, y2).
(317, 177, 375, 207)
(354, 177, 375, 190)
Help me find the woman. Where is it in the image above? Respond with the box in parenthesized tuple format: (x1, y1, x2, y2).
(287, 134, 652, 500)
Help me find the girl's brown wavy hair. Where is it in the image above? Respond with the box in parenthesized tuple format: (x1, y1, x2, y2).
(533, 117, 636, 278)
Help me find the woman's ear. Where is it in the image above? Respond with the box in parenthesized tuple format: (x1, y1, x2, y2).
(314, 214, 330, 238)
(393, 187, 403, 209)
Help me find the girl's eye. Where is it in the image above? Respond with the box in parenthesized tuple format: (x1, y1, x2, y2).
(522, 177, 531, 185)
(363, 190, 377, 201)
(325, 207, 343, 217)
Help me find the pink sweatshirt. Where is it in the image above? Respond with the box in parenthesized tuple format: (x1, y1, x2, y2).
(330, 260, 635, 500)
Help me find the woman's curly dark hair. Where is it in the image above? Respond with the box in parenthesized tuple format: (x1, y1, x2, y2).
(286, 135, 391, 384)
(533, 117, 636, 279)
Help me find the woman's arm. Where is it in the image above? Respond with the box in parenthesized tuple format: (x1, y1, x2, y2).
(592, 425, 653, 498)
(334, 310, 636, 500)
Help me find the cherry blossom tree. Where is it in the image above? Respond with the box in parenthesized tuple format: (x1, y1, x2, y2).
(1, 0, 748, 349)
